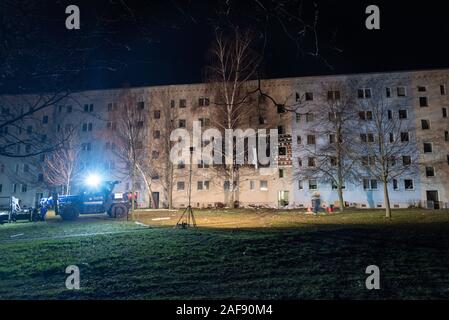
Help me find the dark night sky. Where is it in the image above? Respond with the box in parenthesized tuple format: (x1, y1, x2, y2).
(2, 0, 449, 92)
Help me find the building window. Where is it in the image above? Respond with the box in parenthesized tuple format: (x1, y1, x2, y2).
(306, 113, 314, 122)
(363, 179, 378, 190)
(423, 142, 433, 153)
(177, 161, 185, 170)
(67, 106, 72, 113)
(329, 134, 336, 144)
(277, 104, 286, 113)
(402, 155, 411, 166)
(198, 118, 210, 127)
(392, 179, 399, 191)
(330, 157, 337, 167)
(400, 132, 409, 142)
(279, 147, 287, 156)
(38, 174, 44, 182)
(154, 110, 161, 119)
(177, 181, 185, 191)
(425, 166, 435, 177)
(23, 164, 29, 173)
(388, 110, 393, 120)
(42, 115, 49, 124)
(224, 180, 231, 191)
(305, 92, 314, 101)
(152, 151, 159, 159)
(327, 91, 340, 100)
(386, 87, 391, 98)
(279, 169, 285, 178)
(309, 179, 318, 190)
(153, 130, 160, 139)
(440, 85, 446, 95)
(295, 113, 301, 122)
(84, 104, 94, 112)
(404, 179, 414, 190)
(445, 131, 449, 141)
(178, 119, 186, 128)
(199, 97, 210, 106)
(197, 181, 210, 190)
(308, 157, 316, 167)
(170, 100, 175, 108)
(137, 102, 145, 110)
(443, 108, 448, 118)
(12, 183, 17, 193)
(297, 158, 302, 167)
(417, 86, 427, 92)
(297, 136, 302, 145)
(260, 180, 268, 191)
(298, 180, 303, 190)
(0, 163, 4, 173)
(331, 180, 345, 190)
(198, 160, 209, 169)
(82, 123, 93, 132)
(421, 119, 430, 130)
(106, 122, 117, 131)
(397, 87, 406, 97)
(360, 133, 374, 143)
(179, 99, 187, 108)
(358, 88, 372, 99)
(419, 97, 428, 107)
(21, 184, 27, 193)
(398, 110, 408, 119)
(277, 125, 285, 134)
(0, 184, 2, 193)
(249, 180, 255, 190)
(307, 135, 316, 145)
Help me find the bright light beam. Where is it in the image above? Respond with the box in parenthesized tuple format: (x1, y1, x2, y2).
(85, 173, 101, 187)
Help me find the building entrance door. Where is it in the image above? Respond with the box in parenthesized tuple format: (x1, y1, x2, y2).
(278, 191, 289, 207)
(151, 192, 160, 209)
(426, 190, 439, 209)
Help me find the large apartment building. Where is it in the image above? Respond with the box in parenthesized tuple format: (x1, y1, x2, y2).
(1, 68, 448, 210)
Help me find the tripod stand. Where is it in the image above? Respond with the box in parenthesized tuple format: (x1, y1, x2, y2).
(175, 146, 197, 228)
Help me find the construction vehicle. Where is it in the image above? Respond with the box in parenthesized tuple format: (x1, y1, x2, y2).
(42, 176, 130, 221)
(0, 196, 39, 224)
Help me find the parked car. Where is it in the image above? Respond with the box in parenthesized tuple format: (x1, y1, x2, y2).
(0, 196, 38, 224)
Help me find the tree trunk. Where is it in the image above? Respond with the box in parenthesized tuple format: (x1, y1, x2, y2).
(337, 186, 344, 213)
(130, 172, 136, 220)
(383, 179, 391, 219)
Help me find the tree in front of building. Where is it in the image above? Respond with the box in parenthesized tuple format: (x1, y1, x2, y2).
(352, 78, 418, 218)
(295, 83, 359, 212)
(205, 27, 261, 207)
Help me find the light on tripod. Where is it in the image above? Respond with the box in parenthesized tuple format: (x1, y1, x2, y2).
(175, 146, 197, 228)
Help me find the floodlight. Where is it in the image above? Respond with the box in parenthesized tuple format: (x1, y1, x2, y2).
(85, 173, 101, 187)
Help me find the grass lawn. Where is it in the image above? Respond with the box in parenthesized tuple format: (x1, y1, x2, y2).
(1, 208, 449, 299)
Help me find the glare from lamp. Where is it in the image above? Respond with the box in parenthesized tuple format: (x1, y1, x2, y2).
(85, 173, 101, 187)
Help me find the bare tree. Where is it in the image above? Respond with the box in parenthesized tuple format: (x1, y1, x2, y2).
(109, 89, 151, 215)
(205, 28, 262, 207)
(42, 133, 81, 195)
(295, 83, 359, 211)
(148, 88, 181, 209)
(352, 79, 418, 218)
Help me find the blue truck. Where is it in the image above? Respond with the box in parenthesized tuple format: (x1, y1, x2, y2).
(43, 180, 130, 221)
